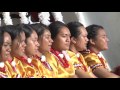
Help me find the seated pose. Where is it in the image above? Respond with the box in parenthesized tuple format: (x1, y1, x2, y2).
(67, 21, 96, 78)
(49, 21, 93, 78)
(30, 23, 58, 78)
(0, 27, 13, 78)
(5, 24, 41, 78)
(82, 24, 119, 78)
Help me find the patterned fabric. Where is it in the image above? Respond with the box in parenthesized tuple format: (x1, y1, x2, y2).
(67, 51, 92, 75)
(82, 50, 110, 72)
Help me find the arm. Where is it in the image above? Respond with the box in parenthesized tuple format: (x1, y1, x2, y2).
(75, 68, 95, 78)
(89, 72, 97, 78)
(93, 66, 119, 78)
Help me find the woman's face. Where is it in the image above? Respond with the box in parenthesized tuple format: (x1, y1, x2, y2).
(38, 30, 53, 53)
(74, 26, 89, 51)
(11, 32, 26, 57)
(25, 30, 40, 57)
(92, 29, 109, 51)
(1, 32, 12, 61)
(52, 27, 71, 51)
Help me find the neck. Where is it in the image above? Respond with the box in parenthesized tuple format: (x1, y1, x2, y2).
(36, 50, 42, 57)
(89, 46, 100, 54)
(69, 44, 78, 54)
(51, 47, 62, 53)
(11, 52, 28, 59)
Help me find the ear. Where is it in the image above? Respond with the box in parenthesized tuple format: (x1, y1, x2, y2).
(71, 37, 77, 44)
(89, 39, 95, 45)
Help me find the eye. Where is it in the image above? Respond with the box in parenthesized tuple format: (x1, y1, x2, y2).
(4, 44, 7, 47)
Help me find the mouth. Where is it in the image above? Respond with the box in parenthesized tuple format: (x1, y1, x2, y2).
(5, 54, 11, 58)
(48, 45, 52, 47)
(65, 43, 70, 46)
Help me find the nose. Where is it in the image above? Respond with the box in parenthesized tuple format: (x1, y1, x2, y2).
(86, 37, 89, 42)
(50, 38, 53, 43)
(7, 47, 11, 52)
(36, 41, 40, 47)
(23, 42, 27, 47)
(66, 36, 70, 42)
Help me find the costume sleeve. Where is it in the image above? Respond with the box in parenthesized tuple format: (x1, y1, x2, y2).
(83, 53, 103, 71)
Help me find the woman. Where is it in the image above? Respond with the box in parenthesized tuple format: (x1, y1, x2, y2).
(82, 24, 119, 78)
(0, 27, 14, 78)
(30, 23, 58, 78)
(5, 24, 41, 78)
(21, 24, 43, 78)
(49, 21, 93, 78)
(67, 21, 96, 78)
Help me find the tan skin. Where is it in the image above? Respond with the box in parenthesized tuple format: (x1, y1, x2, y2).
(38, 30, 53, 54)
(52, 26, 93, 78)
(69, 26, 96, 78)
(25, 30, 40, 58)
(89, 29, 119, 78)
(11, 31, 27, 58)
(0, 32, 12, 62)
(70, 26, 88, 53)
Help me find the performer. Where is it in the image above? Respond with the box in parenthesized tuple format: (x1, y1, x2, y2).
(0, 27, 16, 78)
(82, 24, 119, 78)
(30, 23, 58, 78)
(49, 21, 93, 78)
(67, 21, 96, 77)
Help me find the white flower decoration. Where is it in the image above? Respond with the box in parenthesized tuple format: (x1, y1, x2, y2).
(76, 53, 80, 58)
(27, 58, 32, 63)
(97, 53, 102, 58)
(38, 12, 51, 26)
(16, 74, 21, 78)
(58, 54, 64, 59)
(41, 55, 46, 62)
(11, 61, 16, 67)
(19, 12, 29, 24)
(0, 62, 5, 68)
(62, 51, 70, 61)
(2, 12, 13, 25)
(51, 12, 64, 23)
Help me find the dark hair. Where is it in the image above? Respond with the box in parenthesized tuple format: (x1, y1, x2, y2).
(86, 24, 104, 48)
(21, 24, 34, 39)
(49, 21, 67, 39)
(30, 23, 49, 38)
(2, 24, 24, 41)
(67, 21, 84, 38)
(86, 24, 104, 40)
(0, 27, 4, 51)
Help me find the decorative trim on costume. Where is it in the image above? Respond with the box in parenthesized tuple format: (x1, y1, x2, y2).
(90, 64, 103, 72)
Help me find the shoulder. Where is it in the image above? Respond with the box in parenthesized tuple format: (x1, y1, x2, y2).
(66, 50, 76, 57)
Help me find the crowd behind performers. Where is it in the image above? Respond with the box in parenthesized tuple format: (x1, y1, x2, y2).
(0, 21, 119, 78)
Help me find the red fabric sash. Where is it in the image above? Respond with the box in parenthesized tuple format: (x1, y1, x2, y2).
(77, 55, 87, 72)
(16, 56, 33, 67)
(50, 48, 69, 68)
